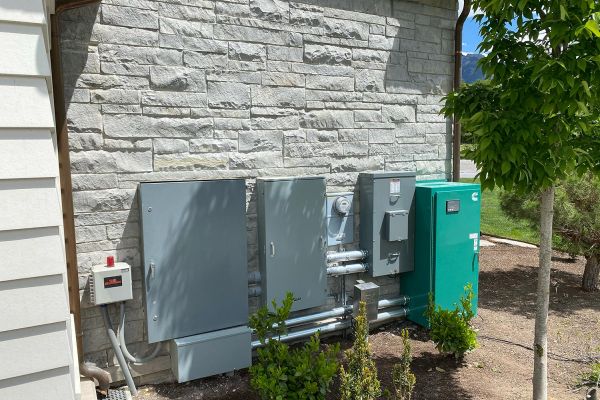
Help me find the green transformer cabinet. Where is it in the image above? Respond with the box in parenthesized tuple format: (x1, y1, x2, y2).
(402, 182, 481, 327)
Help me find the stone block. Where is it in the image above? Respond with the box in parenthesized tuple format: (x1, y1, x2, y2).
(250, 0, 289, 22)
(190, 139, 237, 153)
(261, 72, 305, 87)
(229, 42, 266, 62)
(239, 131, 283, 152)
(207, 82, 251, 109)
(101, 5, 158, 29)
(90, 89, 140, 104)
(141, 91, 206, 107)
(67, 104, 103, 133)
(305, 75, 353, 91)
(304, 44, 351, 65)
(153, 138, 189, 154)
(252, 87, 305, 108)
(154, 153, 228, 170)
(355, 69, 386, 92)
(382, 105, 416, 123)
(300, 110, 354, 129)
(104, 115, 213, 138)
(149, 66, 206, 92)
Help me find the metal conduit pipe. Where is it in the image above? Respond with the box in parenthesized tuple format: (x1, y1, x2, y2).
(248, 271, 261, 285)
(252, 307, 409, 349)
(249, 286, 262, 297)
(378, 296, 410, 309)
(278, 296, 410, 329)
(326, 250, 368, 264)
(100, 306, 138, 396)
(280, 306, 351, 328)
(118, 303, 162, 364)
(327, 263, 368, 276)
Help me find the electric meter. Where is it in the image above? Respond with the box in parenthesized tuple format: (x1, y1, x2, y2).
(334, 195, 352, 215)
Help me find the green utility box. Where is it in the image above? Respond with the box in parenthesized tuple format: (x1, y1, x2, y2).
(402, 182, 481, 327)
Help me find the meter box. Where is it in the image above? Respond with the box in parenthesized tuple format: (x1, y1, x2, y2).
(326, 192, 355, 246)
(90, 262, 133, 305)
(402, 181, 481, 327)
(359, 172, 416, 277)
(257, 176, 327, 312)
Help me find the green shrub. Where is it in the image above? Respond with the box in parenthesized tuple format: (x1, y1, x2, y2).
(579, 362, 600, 387)
(500, 172, 600, 292)
(391, 329, 416, 400)
(424, 284, 478, 358)
(339, 301, 382, 400)
(249, 292, 340, 400)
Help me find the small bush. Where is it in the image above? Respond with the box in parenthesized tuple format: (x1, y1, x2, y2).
(424, 284, 478, 358)
(249, 292, 340, 400)
(579, 362, 600, 387)
(391, 329, 416, 400)
(339, 301, 381, 400)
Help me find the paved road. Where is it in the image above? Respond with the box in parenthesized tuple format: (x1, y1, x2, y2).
(460, 159, 478, 179)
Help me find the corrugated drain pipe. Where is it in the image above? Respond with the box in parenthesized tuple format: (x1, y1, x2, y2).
(452, 0, 472, 182)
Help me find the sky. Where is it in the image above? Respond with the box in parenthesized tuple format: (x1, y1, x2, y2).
(458, 0, 484, 53)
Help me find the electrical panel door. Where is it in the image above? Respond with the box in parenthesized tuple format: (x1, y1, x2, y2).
(257, 177, 327, 312)
(403, 182, 481, 327)
(139, 180, 248, 343)
(359, 172, 416, 277)
(433, 188, 481, 314)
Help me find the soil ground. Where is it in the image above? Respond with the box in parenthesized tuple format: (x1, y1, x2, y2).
(134, 239, 600, 400)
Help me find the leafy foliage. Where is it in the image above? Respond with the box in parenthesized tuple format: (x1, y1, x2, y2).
(339, 301, 382, 400)
(249, 293, 340, 400)
(391, 329, 416, 400)
(500, 172, 600, 257)
(578, 362, 600, 387)
(500, 172, 600, 290)
(425, 285, 478, 358)
(443, 1, 600, 193)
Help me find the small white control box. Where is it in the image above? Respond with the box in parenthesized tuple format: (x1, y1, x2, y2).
(90, 261, 133, 305)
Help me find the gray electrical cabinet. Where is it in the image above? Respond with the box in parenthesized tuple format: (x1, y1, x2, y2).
(257, 176, 327, 312)
(170, 326, 251, 382)
(359, 172, 416, 277)
(138, 180, 249, 343)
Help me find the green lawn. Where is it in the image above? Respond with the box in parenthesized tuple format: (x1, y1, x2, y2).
(460, 178, 541, 245)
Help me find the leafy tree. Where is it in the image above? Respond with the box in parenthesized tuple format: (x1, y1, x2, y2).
(339, 301, 381, 400)
(391, 329, 416, 400)
(249, 292, 340, 400)
(501, 172, 600, 291)
(443, 2, 600, 398)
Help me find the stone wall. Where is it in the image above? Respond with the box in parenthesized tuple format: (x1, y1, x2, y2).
(59, 0, 456, 384)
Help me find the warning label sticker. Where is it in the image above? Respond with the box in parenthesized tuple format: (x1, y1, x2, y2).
(104, 275, 123, 288)
(390, 179, 401, 194)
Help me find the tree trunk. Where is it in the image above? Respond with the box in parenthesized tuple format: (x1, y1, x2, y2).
(582, 254, 600, 292)
(533, 186, 555, 400)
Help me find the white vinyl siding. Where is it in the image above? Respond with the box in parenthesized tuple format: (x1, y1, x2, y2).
(0, 0, 76, 398)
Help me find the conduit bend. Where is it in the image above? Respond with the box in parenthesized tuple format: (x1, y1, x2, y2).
(100, 306, 137, 396)
(118, 302, 162, 364)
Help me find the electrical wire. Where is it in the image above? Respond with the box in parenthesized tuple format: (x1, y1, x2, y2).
(479, 335, 600, 364)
